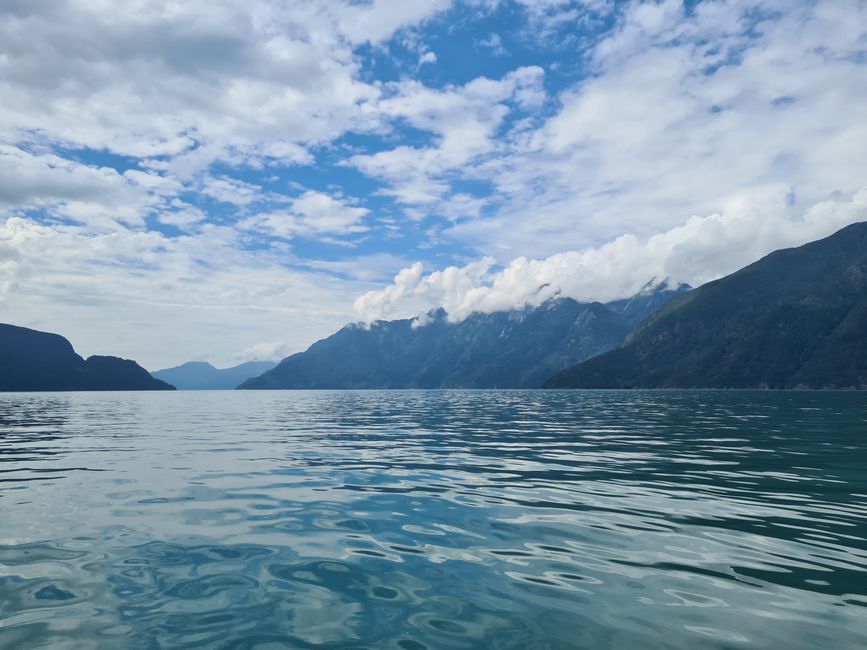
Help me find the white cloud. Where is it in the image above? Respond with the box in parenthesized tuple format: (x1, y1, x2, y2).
(514, 0, 614, 36)
(303, 253, 412, 282)
(476, 33, 506, 56)
(349, 66, 546, 213)
(338, 0, 452, 44)
(0, 0, 444, 173)
(355, 185, 867, 322)
(200, 175, 265, 207)
(239, 190, 370, 239)
(236, 340, 298, 363)
(419, 50, 438, 65)
(0, 145, 184, 229)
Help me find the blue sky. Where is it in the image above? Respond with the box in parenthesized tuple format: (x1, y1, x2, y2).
(1, 0, 866, 368)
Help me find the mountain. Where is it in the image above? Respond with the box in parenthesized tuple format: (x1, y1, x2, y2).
(545, 222, 867, 390)
(0, 324, 175, 391)
(239, 282, 689, 390)
(151, 360, 276, 390)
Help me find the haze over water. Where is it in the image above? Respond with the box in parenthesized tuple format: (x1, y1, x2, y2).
(1, 390, 866, 649)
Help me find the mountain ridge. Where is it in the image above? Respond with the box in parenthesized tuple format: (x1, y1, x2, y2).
(240, 283, 688, 390)
(545, 221, 867, 389)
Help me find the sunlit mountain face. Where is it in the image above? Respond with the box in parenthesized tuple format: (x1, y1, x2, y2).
(2, 0, 866, 369)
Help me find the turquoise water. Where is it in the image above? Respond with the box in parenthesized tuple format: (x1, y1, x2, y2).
(1, 390, 866, 649)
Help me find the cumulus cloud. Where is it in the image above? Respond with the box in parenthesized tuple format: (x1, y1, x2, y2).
(349, 66, 546, 211)
(239, 190, 370, 239)
(355, 185, 867, 322)
(338, 0, 452, 44)
(0, 0, 441, 170)
(419, 51, 438, 66)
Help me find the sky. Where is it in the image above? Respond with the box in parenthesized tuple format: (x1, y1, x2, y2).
(1, 0, 866, 370)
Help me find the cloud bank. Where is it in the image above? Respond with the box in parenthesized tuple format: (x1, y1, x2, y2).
(356, 186, 867, 322)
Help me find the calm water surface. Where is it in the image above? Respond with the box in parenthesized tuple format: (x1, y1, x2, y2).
(1, 390, 866, 649)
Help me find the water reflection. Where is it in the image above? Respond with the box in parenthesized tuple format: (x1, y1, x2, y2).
(0, 390, 866, 648)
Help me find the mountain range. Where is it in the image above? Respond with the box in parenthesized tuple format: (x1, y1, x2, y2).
(151, 360, 276, 390)
(0, 324, 174, 391)
(239, 281, 689, 389)
(4, 222, 865, 393)
(546, 221, 867, 389)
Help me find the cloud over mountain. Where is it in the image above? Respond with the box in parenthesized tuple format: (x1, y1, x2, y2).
(355, 186, 867, 322)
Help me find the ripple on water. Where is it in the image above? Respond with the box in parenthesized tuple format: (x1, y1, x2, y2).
(0, 390, 866, 649)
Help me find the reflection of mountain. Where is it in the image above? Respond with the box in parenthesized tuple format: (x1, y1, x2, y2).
(240, 282, 689, 389)
(0, 323, 174, 391)
(546, 222, 867, 389)
(151, 361, 276, 390)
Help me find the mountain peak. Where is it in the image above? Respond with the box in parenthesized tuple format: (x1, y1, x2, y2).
(151, 359, 276, 389)
(637, 276, 691, 295)
(178, 361, 218, 371)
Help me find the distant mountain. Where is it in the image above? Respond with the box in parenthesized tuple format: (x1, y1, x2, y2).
(0, 324, 174, 391)
(545, 222, 867, 390)
(152, 360, 276, 390)
(239, 282, 689, 390)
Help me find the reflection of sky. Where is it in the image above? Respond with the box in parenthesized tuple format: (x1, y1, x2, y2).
(1, 391, 867, 648)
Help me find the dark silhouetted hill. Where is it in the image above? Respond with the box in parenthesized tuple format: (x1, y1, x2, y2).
(0, 324, 175, 391)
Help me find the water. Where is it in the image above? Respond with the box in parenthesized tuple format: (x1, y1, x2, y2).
(1, 390, 866, 649)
